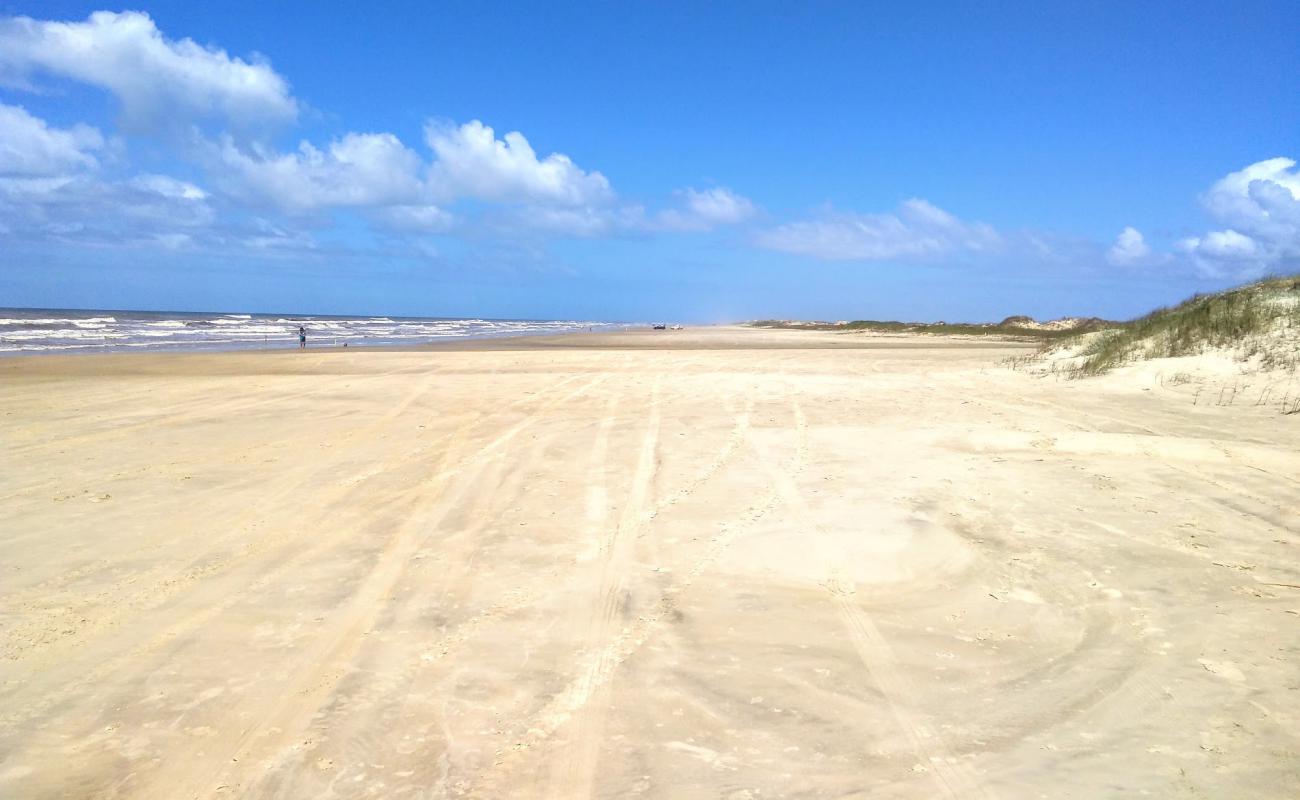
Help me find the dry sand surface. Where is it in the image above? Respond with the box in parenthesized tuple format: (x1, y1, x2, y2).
(1, 326, 1298, 799)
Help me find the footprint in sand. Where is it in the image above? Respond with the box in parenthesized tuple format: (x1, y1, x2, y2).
(1197, 659, 1246, 682)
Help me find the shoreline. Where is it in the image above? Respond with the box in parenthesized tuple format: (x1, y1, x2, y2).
(0, 308, 628, 359)
(0, 325, 1035, 369)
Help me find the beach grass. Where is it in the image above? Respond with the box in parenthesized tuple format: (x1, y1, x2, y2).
(748, 319, 1085, 339)
(1062, 274, 1300, 376)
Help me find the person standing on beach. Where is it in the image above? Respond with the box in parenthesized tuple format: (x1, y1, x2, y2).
(298, 325, 307, 349)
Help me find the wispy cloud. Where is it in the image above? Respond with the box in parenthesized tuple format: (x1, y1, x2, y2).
(0, 170, 215, 247)
(756, 199, 1000, 261)
(656, 187, 758, 232)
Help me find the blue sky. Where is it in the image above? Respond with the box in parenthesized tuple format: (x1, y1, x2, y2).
(1, 2, 1297, 321)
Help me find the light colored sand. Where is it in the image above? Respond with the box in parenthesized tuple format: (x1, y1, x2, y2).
(1, 327, 1297, 799)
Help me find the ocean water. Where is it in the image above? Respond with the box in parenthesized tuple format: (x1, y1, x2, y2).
(0, 308, 624, 355)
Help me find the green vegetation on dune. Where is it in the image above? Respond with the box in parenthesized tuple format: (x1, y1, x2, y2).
(748, 319, 1089, 339)
(752, 275, 1300, 374)
(1062, 275, 1300, 376)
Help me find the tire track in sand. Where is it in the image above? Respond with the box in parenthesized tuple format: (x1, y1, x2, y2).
(0, 370, 455, 662)
(468, 390, 764, 798)
(0, 371, 585, 686)
(985, 392, 1297, 532)
(748, 397, 994, 800)
(1031, 393, 1299, 503)
(260, 412, 567, 800)
(546, 387, 758, 798)
(165, 375, 608, 800)
(546, 376, 662, 800)
(321, 390, 630, 799)
(0, 374, 603, 790)
(5, 360, 434, 461)
(577, 394, 622, 563)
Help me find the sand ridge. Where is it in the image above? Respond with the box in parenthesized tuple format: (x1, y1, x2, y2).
(1, 327, 1297, 798)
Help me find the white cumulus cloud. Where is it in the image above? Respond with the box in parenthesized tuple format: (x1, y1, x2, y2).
(756, 198, 1001, 261)
(1179, 229, 1258, 259)
(1180, 157, 1300, 275)
(0, 102, 104, 175)
(210, 120, 621, 227)
(0, 104, 216, 247)
(425, 120, 612, 207)
(1201, 157, 1300, 233)
(1105, 226, 1170, 267)
(215, 132, 426, 212)
(0, 10, 296, 132)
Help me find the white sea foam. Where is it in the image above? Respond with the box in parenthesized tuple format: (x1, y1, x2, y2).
(0, 309, 623, 355)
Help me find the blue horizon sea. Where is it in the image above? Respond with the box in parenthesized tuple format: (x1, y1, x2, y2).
(0, 307, 630, 356)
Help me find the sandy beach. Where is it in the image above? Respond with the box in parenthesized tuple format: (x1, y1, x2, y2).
(1, 326, 1297, 799)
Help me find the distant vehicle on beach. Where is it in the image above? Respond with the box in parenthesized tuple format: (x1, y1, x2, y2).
(652, 324, 666, 330)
